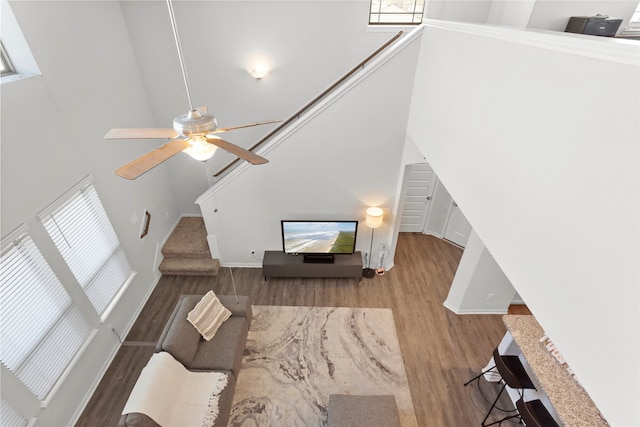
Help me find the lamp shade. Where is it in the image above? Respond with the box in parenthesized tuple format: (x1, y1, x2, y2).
(365, 207, 384, 229)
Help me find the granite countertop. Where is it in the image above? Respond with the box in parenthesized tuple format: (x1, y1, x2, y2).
(502, 315, 609, 427)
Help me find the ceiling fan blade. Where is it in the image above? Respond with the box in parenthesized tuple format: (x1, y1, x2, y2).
(205, 136, 268, 165)
(212, 119, 282, 134)
(115, 139, 190, 180)
(105, 128, 179, 140)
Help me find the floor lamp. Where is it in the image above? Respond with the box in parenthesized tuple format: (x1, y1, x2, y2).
(363, 207, 383, 278)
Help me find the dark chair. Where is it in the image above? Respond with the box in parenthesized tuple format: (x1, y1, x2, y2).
(516, 398, 560, 427)
(464, 347, 537, 426)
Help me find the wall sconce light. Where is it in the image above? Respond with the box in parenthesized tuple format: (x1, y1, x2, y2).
(248, 64, 269, 79)
(363, 206, 383, 278)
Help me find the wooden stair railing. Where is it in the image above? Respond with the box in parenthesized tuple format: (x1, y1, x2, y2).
(213, 30, 404, 179)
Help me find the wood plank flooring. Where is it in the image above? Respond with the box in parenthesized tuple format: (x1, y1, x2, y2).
(76, 233, 514, 427)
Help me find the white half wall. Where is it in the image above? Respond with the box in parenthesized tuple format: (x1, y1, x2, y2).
(196, 34, 423, 269)
(407, 20, 639, 425)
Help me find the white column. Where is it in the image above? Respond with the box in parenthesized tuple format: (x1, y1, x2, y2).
(444, 230, 516, 314)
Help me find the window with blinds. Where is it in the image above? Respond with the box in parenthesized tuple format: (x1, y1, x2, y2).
(39, 176, 134, 316)
(1, 398, 28, 427)
(0, 228, 92, 400)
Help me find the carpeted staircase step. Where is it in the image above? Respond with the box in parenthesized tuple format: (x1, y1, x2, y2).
(160, 216, 219, 276)
(162, 216, 211, 259)
(158, 257, 220, 276)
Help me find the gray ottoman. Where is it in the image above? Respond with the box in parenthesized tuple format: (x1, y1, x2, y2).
(328, 394, 401, 427)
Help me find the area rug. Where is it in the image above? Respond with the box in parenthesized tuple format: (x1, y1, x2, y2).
(229, 305, 418, 426)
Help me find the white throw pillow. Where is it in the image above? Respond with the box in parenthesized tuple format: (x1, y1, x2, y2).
(187, 291, 232, 341)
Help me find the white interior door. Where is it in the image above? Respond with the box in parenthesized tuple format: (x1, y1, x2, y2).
(399, 164, 435, 232)
(444, 201, 472, 247)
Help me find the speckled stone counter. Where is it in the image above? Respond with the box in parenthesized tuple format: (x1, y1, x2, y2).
(503, 315, 608, 427)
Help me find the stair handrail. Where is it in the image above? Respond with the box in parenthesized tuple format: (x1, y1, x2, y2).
(213, 30, 404, 178)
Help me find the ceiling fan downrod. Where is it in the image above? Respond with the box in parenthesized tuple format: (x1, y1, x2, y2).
(166, 0, 194, 112)
(166, 0, 217, 136)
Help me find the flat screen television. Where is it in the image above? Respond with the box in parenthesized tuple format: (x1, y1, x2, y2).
(281, 220, 358, 255)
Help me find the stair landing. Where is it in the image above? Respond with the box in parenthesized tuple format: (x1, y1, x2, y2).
(159, 217, 219, 276)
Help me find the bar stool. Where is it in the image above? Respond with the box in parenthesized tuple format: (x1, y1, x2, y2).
(464, 347, 537, 426)
(516, 398, 560, 427)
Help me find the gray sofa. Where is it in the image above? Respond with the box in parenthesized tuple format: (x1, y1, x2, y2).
(120, 294, 252, 427)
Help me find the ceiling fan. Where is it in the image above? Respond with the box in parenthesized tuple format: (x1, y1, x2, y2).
(105, 0, 279, 180)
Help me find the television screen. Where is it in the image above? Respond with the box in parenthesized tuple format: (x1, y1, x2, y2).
(281, 220, 358, 254)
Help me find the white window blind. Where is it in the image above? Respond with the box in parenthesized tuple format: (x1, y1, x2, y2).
(1, 398, 27, 427)
(39, 177, 133, 315)
(0, 228, 92, 400)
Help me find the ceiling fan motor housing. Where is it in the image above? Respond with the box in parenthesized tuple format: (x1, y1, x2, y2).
(173, 110, 218, 136)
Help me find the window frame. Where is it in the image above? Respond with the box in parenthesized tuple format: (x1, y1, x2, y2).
(0, 42, 16, 76)
(0, 225, 93, 401)
(369, 0, 425, 26)
(37, 176, 135, 318)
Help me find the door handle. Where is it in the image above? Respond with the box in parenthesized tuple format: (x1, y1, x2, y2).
(453, 202, 458, 207)
(426, 196, 432, 200)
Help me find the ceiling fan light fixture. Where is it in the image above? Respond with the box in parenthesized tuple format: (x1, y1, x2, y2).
(183, 135, 217, 161)
(173, 109, 218, 136)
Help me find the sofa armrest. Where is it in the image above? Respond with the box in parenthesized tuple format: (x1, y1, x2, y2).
(155, 296, 186, 353)
(119, 413, 158, 427)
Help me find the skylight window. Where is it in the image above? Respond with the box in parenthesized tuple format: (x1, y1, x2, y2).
(1, 1, 40, 83)
(0, 42, 15, 76)
(369, 0, 425, 25)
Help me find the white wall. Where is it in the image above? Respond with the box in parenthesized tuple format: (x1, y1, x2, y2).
(486, 0, 536, 27)
(527, 0, 639, 32)
(444, 230, 517, 313)
(196, 33, 423, 269)
(426, 0, 494, 23)
(1, 1, 180, 425)
(407, 20, 639, 425)
(120, 0, 399, 215)
(426, 0, 639, 34)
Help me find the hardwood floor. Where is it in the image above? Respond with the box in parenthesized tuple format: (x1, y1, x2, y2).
(76, 233, 513, 426)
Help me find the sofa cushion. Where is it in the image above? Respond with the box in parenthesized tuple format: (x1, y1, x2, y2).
(189, 316, 249, 375)
(159, 298, 201, 366)
(217, 295, 253, 325)
(187, 291, 232, 341)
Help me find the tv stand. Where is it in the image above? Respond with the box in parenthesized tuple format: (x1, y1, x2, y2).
(263, 251, 362, 282)
(303, 254, 334, 264)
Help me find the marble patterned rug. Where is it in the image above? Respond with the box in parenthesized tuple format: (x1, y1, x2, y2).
(229, 305, 418, 426)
